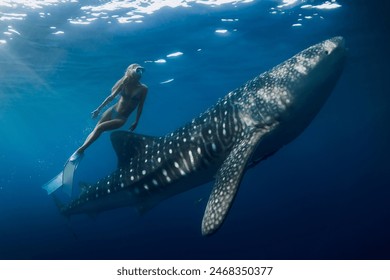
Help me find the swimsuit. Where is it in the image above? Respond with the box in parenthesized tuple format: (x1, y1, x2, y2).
(112, 87, 141, 120)
(111, 107, 127, 120)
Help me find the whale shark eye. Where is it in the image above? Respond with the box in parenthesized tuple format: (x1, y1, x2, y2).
(324, 50, 329, 55)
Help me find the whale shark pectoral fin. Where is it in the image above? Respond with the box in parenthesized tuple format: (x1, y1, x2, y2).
(201, 130, 264, 236)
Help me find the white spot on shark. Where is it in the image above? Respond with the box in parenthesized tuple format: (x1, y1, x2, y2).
(189, 150, 195, 165)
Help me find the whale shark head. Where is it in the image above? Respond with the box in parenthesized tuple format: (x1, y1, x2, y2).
(269, 36, 346, 121)
(283, 36, 346, 126)
(242, 36, 346, 136)
(287, 36, 346, 100)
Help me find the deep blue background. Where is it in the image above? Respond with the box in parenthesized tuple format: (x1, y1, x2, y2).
(0, 0, 389, 259)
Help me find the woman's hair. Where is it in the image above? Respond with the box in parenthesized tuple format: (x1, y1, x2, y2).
(111, 64, 141, 93)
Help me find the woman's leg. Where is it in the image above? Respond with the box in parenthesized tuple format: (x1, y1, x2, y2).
(76, 118, 125, 154)
(78, 107, 112, 151)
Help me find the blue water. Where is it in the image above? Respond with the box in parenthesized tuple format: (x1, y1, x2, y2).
(0, 0, 389, 259)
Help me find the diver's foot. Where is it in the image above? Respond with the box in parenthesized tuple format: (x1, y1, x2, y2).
(69, 150, 84, 162)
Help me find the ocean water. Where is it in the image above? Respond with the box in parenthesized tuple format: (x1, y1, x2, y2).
(0, 0, 389, 260)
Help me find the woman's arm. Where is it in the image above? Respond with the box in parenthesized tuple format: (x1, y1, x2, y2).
(92, 80, 124, 118)
(129, 86, 148, 131)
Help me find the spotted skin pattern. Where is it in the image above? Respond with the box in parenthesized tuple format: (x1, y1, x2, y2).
(60, 37, 346, 236)
(201, 128, 267, 235)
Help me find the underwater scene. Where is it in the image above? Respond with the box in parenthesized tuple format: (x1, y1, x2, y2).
(0, 0, 389, 259)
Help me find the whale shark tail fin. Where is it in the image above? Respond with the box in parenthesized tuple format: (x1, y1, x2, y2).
(42, 153, 83, 196)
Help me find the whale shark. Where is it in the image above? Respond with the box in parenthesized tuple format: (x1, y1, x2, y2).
(54, 37, 346, 236)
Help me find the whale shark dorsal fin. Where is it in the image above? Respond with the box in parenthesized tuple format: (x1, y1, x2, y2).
(201, 130, 264, 236)
(110, 131, 159, 168)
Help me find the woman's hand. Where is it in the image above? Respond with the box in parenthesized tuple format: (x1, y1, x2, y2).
(129, 122, 138, 131)
(91, 109, 100, 119)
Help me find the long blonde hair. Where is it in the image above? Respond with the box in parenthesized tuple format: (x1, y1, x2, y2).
(111, 63, 142, 93)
